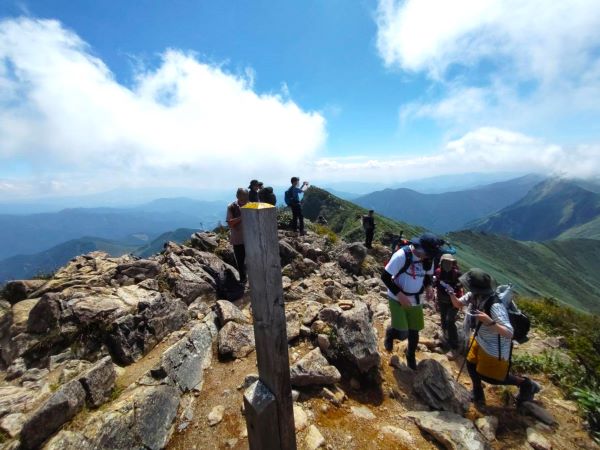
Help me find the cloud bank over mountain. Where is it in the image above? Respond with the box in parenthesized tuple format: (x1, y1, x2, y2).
(0, 18, 326, 197)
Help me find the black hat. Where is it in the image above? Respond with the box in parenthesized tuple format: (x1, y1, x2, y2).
(249, 179, 260, 188)
(459, 268, 496, 295)
(410, 232, 444, 257)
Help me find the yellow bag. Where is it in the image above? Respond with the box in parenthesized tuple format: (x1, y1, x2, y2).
(467, 337, 509, 381)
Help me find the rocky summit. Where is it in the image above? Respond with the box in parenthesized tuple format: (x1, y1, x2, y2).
(0, 229, 596, 450)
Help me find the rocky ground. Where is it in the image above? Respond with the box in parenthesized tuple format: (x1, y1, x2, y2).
(0, 230, 597, 449)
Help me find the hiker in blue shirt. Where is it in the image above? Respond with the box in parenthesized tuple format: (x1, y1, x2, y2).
(285, 177, 309, 235)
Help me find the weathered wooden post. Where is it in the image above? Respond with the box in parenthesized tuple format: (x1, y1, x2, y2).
(241, 202, 296, 450)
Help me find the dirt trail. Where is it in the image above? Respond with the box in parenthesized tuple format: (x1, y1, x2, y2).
(167, 309, 597, 450)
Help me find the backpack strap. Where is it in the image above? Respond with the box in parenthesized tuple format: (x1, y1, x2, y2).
(394, 246, 427, 304)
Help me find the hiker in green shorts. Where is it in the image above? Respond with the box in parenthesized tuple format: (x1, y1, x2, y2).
(381, 233, 445, 369)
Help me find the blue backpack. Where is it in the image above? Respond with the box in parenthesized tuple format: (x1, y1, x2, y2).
(284, 187, 294, 206)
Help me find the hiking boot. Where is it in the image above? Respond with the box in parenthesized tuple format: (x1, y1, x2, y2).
(404, 350, 417, 370)
(471, 387, 486, 408)
(383, 328, 395, 352)
(517, 378, 541, 405)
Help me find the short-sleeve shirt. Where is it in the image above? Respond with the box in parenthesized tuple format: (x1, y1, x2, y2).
(385, 247, 434, 306)
(226, 202, 244, 245)
(459, 292, 513, 360)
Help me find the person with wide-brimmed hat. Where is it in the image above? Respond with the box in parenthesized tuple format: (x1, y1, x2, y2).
(381, 232, 445, 369)
(434, 253, 463, 359)
(447, 268, 541, 407)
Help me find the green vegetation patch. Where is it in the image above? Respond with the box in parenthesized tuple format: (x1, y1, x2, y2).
(513, 297, 600, 440)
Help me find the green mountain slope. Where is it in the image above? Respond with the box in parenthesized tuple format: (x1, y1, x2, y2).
(471, 178, 600, 241)
(302, 186, 424, 242)
(354, 174, 543, 232)
(0, 237, 138, 284)
(304, 187, 600, 313)
(558, 216, 600, 240)
(449, 231, 600, 313)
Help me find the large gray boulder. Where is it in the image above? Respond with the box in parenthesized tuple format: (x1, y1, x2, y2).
(215, 300, 248, 327)
(318, 301, 380, 378)
(190, 232, 219, 252)
(413, 359, 471, 415)
(20, 379, 86, 450)
(290, 348, 341, 387)
(218, 321, 255, 359)
(44, 385, 180, 450)
(279, 240, 301, 266)
(337, 243, 368, 275)
(404, 411, 486, 450)
(152, 323, 214, 392)
(106, 294, 188, 365)
(78, 356, 116, 408)
(27, 293, 62, 334)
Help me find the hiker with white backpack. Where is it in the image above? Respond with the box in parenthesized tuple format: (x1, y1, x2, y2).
(446, 268, 540, 408)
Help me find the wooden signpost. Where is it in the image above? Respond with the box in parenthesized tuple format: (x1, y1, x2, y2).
(241, 202, 297, 450)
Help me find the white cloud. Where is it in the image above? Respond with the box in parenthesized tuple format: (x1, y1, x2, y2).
(376, 0, 600, 131)
(0, 18, 326, 197)
(308, 127, 600, 182)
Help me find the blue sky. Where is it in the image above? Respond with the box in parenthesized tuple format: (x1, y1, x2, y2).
(1, 0, 600, 199)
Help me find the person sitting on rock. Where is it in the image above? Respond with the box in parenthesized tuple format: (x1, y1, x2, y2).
(447, 268, 541, 407)
(434, 254, 463, 360)
(381, 233, 444, 370)
(226, 188, 249, 283)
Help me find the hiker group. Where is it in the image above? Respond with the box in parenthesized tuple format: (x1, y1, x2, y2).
(225, 179, 540, 409)
(226, 177, 310, 284)
(381, 232, 540, 408)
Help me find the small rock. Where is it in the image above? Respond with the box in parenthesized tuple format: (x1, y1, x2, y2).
(404, 410, 486, 450)
(239, 373, 259, 391)
(208, 405, 225, 426)
(317, 334, 330, 352)
(0, 412, 26, 438)
(527, 427, 552, 450)
(225, 438, 238, 448)
(475, 416, 498, 441)
(290, 348, 341, 387)
(215, 300, 248, 327)
(521, 402, 557, 426)
(351, 405, 376, 420)
(380, 425, 414, 446)
(293, 404, 309, 431)
(292, 390, 300, 402)
(305, 424, 326, 450)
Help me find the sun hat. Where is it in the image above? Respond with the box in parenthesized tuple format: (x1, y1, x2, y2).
(459, 268, 496, 295)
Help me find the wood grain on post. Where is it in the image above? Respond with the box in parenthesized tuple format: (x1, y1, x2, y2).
(241, 202, 296, 450)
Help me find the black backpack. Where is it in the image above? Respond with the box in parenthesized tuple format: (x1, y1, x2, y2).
(391, 245, 433, 304)
(480, 290, 530, 344)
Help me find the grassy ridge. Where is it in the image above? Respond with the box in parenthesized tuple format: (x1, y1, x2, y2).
(302, 186, 424, 242)
(449, 231, 600, 313)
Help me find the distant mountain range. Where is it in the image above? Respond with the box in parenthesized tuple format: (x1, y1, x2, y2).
(307, 187, 600, 313)
(0, 228, 200, 283)
(0, 237, 139, 282)
(470, 178, 600, 241)
(0, 199, 226, 260)
(353, 174, 544, 233)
